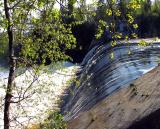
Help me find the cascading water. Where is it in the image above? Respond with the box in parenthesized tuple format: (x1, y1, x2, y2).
(0, 62, 79, 129)
(62, 39, 160, 120)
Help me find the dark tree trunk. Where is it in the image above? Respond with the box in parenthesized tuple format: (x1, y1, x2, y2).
(3, 0, 16, 129)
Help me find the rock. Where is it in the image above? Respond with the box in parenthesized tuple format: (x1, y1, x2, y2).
(67, 66, 160, 129)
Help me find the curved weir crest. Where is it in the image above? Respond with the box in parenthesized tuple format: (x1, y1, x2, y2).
(62, 39, 160, 120)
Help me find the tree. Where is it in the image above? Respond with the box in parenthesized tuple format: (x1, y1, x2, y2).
(3, 0, 16, 128)
(141, 0, 151, 14)
(94, 0, 140, 42)
(0, 0, 142, 129)
(1, 0, 76, 128)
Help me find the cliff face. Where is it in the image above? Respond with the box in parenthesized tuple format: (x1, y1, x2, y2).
(68, 66, 160, 129)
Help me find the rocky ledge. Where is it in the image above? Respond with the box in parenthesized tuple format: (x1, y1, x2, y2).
(68, 66, 160, 129)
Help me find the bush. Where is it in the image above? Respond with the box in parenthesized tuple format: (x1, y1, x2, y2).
(27, 112, 67, 129)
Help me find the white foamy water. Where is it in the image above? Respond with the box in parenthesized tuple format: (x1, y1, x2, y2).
(0, 62, 79, 129)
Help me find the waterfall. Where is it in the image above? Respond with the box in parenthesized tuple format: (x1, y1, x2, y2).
(62, 38, 160, 120)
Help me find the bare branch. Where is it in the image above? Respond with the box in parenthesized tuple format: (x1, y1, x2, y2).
(10, 91, 36, 104)
(55, 0, 68, 10)
(9, 1, 21, 9)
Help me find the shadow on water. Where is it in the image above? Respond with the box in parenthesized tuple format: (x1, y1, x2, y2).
(61, 39, 160, 120)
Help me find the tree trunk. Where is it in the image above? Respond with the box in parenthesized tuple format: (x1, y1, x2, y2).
(3, 0, 16, 129)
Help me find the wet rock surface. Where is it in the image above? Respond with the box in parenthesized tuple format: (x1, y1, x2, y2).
(67, 66, 160, 129)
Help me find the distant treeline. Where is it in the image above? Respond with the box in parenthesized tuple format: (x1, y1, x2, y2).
(137, 0, 160, 38)
(138, 14, 160, 38)
(0, 0, 160, 64)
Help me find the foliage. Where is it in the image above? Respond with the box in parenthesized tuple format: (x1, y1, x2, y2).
(94, 0, 141, 41)
(0, 0, 77, 66)
(0, 0, 156, 129)
(20, 9, 76, 65)
(151, 0, 160, 16)
(0, 33, 8, 59)
(40, 112, 67, 129)
(135, 0, 160, 38)
(27, 112, 67, 129)
(0, 0, 77, 129)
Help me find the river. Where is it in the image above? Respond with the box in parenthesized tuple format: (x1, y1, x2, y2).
(0, 62, 79, 129)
